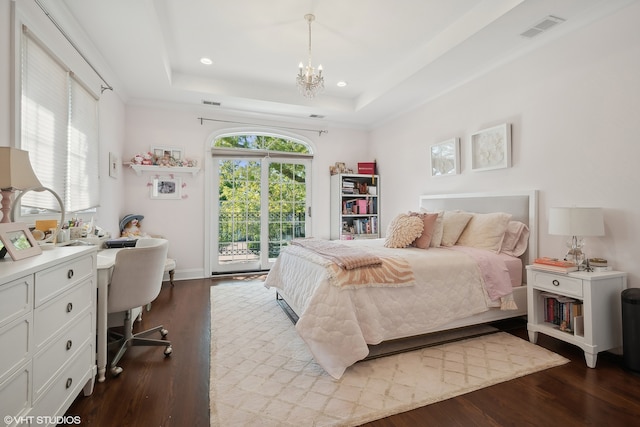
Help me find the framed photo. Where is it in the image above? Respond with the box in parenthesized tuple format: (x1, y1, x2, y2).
(430, 138, 460, 177)
(0, 222, 42, 260)
(109, 152, 119, 178)
(471, 123, 511, 171)
(150, 177, 182, 200)
(151, 146, 183, 162)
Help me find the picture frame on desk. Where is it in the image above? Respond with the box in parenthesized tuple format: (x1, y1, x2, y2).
(0, 222, 43, 260)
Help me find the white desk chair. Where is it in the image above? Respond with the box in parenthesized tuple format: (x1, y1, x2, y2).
(107, 238, 172, 376)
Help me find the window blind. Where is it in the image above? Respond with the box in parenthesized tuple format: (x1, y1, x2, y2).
(21, 27, 99, 213)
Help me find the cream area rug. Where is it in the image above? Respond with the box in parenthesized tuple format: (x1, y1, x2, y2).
(210, 282, 568, 427)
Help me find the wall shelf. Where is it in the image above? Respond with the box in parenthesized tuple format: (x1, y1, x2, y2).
(127, 164, 201, 177)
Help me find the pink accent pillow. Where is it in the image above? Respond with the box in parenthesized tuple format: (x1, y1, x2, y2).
(409, 212, 439, 249)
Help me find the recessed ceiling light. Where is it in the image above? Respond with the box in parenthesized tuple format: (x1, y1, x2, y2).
(200, 57, 213, 65)
(337, 81, 348, 87)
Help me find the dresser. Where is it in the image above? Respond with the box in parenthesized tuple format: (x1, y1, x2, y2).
(0, 246, 97, 427)
(526, 266, 627, 368)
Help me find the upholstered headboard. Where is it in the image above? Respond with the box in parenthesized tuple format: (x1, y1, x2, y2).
(418, 190, 538, 267)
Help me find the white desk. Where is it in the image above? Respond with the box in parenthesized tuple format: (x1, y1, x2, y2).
(96, 248, 121, 382)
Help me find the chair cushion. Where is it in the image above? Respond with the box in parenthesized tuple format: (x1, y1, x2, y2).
(165, 258, 176, 271)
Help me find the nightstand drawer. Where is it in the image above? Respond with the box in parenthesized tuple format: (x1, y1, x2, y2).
(530, 270, 583, 298)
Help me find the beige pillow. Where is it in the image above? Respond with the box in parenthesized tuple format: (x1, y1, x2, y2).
(408, 212, 439, 249)
(384, 213, 424, 248)
(440, 211, 473, 247)
(501, 221, 530, 257)
(457, 212, 512, 252)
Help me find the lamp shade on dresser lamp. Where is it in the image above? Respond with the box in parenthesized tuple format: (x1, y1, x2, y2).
(548, 207, 605, 268)
(0, 147, 43, 223)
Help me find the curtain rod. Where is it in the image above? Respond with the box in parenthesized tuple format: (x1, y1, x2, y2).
(34, 0, 113, 94)
(197, 117, 328, 137)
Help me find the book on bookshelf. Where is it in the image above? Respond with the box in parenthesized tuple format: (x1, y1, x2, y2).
(541, 292, 583, 334)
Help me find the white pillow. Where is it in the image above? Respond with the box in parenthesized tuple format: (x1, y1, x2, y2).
(384, 213, 424, 248)
(440, 211, 473, 247)
(457, 212, 512, 253)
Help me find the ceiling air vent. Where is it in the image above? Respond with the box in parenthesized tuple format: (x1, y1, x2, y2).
(309, 114, 325, 119)
(202, 100, 221, 106)
(520, 15, 566, 38)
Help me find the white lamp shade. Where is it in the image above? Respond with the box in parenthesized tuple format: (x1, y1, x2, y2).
(548, 207, 605, 237)
(0, 147, 43, 190)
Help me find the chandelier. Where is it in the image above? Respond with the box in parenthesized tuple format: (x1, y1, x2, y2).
(296, 14, 324, 98)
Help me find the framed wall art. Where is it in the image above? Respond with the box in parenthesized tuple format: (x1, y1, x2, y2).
(150, 177, 182, 200)
(109, 152, 119, 178)
(471, 123, 511, 171)
(0, 222, 42, 260)
(430, 138, 460, 177)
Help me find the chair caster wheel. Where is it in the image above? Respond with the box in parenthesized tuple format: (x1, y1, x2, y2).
(164, 345, 172, 356)
(160, 328, 168, 337)
(111, 366, 123, 376)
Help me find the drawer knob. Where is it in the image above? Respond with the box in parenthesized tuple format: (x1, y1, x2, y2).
(552, 279, 560, 287)
(67, 269, 74, 279)
(66, 378, 73, 389)
(66, 340, 73, 350)
(66, 302, 73, 313)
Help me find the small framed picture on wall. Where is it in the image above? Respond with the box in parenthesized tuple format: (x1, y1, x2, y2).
(150, 177, 182, 200)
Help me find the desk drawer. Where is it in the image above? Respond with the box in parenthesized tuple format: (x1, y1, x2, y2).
(33, 279, 93, 349)
(530, 270, 583, 298)
(33, 310, 92, 398)
(35, 254, 94, 306)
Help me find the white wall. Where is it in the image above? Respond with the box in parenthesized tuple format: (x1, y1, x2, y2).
(370, 2, 640, 287)
(123, 104, 368, 278)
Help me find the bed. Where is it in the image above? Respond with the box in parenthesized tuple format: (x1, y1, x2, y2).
(264, 190, 538, 378)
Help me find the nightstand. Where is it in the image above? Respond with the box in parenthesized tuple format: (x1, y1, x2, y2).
(526, 266, 627, 368)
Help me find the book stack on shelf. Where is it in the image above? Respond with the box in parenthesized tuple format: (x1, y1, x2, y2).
(533, 257, 578, 273)
(341, 180, 356, 194)
(541, 292, 584, 335)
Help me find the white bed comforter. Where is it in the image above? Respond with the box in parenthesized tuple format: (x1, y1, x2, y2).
(264, 239, 515, 379)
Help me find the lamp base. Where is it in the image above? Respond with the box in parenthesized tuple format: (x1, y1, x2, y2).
(1, 189, 13, 223)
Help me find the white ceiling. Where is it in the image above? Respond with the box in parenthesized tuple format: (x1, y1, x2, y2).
(47, 0, 633, 129)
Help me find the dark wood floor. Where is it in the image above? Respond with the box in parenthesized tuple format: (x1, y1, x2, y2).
(67, 276, 640, 426)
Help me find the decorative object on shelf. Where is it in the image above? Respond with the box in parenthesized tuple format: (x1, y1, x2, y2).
(548, 207, 604, 270)
(0, 221, 42, 260)
(0, 147, 43, 223)
(471, 123, 511, 171)
(329, 162, 352, 175)
(430, 138, 460, 177)
(131, 148, 197, 169)
(296, 13, 324, 98)
(150, 176, 184, 200)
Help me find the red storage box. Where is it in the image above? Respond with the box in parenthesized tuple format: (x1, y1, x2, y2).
(358, 162, 376, 174)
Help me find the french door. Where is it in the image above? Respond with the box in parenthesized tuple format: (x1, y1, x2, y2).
(211, 156, 310, 274)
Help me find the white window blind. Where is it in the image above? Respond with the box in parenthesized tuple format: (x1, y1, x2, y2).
(21, 27, 99, 213)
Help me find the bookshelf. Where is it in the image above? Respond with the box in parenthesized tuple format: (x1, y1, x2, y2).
(526, 266, 627, 368)
(330, 173, 380, 240)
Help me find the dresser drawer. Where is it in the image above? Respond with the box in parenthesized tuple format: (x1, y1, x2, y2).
(33, 310, 93, 399)
(35, 254, 95, 306)
(31, 344, 94, 419)
(530, 270, 583, 298)
(0, 275, 32, 329)
(33, 279, 93, 349)
(0, 364, 30, 425)
(0, 317, 31, 384)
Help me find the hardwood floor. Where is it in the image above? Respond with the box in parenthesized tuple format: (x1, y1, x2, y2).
(67, 276, 640, 426)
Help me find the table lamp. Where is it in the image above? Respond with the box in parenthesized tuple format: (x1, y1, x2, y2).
(548, 207, 604, 269)
(0, 147, 43, 223)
